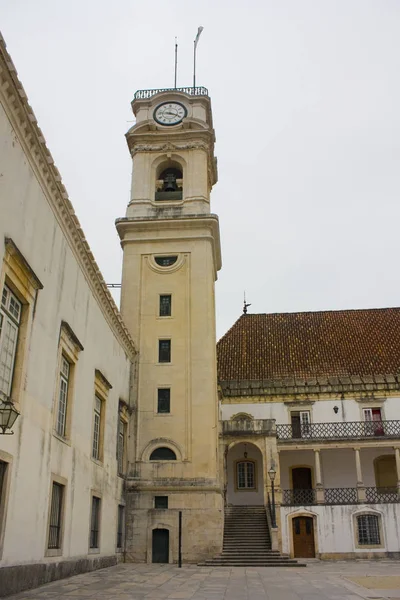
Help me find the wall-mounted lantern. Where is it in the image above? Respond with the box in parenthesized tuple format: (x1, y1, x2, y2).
(333, 405, 339, 414)
(0, 392, 20, 435)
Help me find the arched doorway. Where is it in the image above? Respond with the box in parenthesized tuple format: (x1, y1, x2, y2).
(226, 442, 264, 505)
(152, 529, 169, 563)
(292, 516, 315, 558)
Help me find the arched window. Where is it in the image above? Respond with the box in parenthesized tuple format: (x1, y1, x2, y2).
(356, 514, 381, 546)
(155, 167, 183, 201)
(150, 447, 177, 461)
(236, 460, 256, 489)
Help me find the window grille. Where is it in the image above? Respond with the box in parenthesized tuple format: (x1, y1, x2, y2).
(92, 396, 102, 460)
(0, 285, 21, 396)
(357, 514, 380, 545)
(117, 418, 125, 474)
(158, 340, 171, 363)
(237, 461, 255, 489)
(155, 496, 168, 509)
(117, 505, 124, 548)
(56, 356, 70, 437)
(90, 496, 101, 548)
(159, 295, 172, 317)
(157, 388, 170, 413)
(155, 256, 177, 267)
(48, 482, 63, 549)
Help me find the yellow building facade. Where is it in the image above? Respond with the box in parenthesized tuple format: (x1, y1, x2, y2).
(116, 88, 223, 563)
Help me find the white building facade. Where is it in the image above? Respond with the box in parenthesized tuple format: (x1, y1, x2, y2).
(0, 34, 136, 596)
(218, 312, 400, 560)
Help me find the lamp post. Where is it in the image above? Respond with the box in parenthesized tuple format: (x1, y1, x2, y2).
(268, 466, 277, 528)
(0, 392, 20, 435)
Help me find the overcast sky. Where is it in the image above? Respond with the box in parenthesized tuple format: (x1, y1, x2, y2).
(1, 0, 400, 339)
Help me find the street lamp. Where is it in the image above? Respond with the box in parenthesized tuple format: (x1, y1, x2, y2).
(0, 392, 20, 435)
(268, 466, 277, 528)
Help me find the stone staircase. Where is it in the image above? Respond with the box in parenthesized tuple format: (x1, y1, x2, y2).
(202, 505, 305, 567)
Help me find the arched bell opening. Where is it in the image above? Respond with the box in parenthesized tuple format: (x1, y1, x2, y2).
(155, 161, 183, 201)
(226, 442, 264, 506)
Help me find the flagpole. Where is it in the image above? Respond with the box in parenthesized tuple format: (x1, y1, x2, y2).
(174, 37, 178, 89)
(193, 26, 203, 91)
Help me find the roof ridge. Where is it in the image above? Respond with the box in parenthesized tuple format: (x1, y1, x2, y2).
(243, 306, 400, 318)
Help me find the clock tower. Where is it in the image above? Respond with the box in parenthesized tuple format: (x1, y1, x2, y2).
(116, 86, 223, 563)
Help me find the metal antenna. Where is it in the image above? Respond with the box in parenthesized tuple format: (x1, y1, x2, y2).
(193, 26, 204, 90)
(243, 291, 251, 315)
(174, 37, 178, 88)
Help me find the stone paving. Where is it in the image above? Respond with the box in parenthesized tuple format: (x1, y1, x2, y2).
(6, 561, 400, 600)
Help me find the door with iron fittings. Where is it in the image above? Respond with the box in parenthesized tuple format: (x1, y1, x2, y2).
(292, 516, 315, 558)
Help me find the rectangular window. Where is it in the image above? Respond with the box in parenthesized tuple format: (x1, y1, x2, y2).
(291, 411, 311, 438)
(92, 396, 102, 460)
(48, 482, 64, 550)
(0, 285, 21, 397)
(159, 295, 172, 317)
(237, 461, 255, 489)
(157, 388, 170, 414)
(56, 356, 70, 437)
(117, 418, 126, 475)
(117, 505, 124, 549)
(363, 408, 384, 436)
(90, 496, 101, 548)
(357, 514, 380, 545)
(154, 496, 168, 509)
(0, 460, 7, 508)
(158, 340, 171, 363)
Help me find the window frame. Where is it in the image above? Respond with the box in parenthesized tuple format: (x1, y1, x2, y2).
(355, 513, 383, 548)
(0, 284, 21, 398)
(92, 395, 103, 462)
(158, 339, 171, 363)
(116, 504, 125, 550)
(235, 459, 257, 491)
(89, 495, 101, 551)
(53, 322, 82, 443)
(47, 482, 64, 551)
(157, 388, 171, 414)
(92, 370, 112, 465)
(0, 452, 12, 559)
(117, 416, 127, 476)
(45, 474, 67, 557)
(159, 294, 172, 317)
(55, 355, 70, 438)
(154, 496, 169, 509)
(0, 239, 43, 409)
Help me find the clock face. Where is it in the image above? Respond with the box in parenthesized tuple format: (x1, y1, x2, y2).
(154, 102, 187, 126)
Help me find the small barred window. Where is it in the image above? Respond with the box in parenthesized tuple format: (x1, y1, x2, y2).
(357, 514, 380, 545)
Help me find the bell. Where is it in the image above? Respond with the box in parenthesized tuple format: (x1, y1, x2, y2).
(163, 172, 177, 192)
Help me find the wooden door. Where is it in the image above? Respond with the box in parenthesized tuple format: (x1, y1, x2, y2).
(152, 529, 169, 563)
(292, 516, 315, 558)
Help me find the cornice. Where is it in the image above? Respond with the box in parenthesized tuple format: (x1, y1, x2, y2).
(0, 33, 136, 361)
(116, 214, 222, 274)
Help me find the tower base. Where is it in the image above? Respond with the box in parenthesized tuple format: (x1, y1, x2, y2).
(125, 487, 223, 564)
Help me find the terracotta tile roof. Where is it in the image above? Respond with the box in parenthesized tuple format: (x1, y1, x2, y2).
(217, 309, 400, 381)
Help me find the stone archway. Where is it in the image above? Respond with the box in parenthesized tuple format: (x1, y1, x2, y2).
(226, 442, 264, 505)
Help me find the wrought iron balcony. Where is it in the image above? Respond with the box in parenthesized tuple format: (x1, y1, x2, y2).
(276, 420, 400, 442)
(134, 86, 209, 100)
(222, 418, 275, 436)
(281, 487, 400, 506)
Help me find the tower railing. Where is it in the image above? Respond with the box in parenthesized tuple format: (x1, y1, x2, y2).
(134, 86, 209, 100)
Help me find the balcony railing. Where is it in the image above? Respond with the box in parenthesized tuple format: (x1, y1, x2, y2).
(282, 489, 316, 505)
(134, 86, 209, 100)
(222, 419, 275, 436)
(276, 420, 400, 442)
(365, 487, 399, 503)
(281, 487, 400, 506)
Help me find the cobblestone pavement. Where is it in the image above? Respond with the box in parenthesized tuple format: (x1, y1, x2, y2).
(6, 561, 400, 600)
